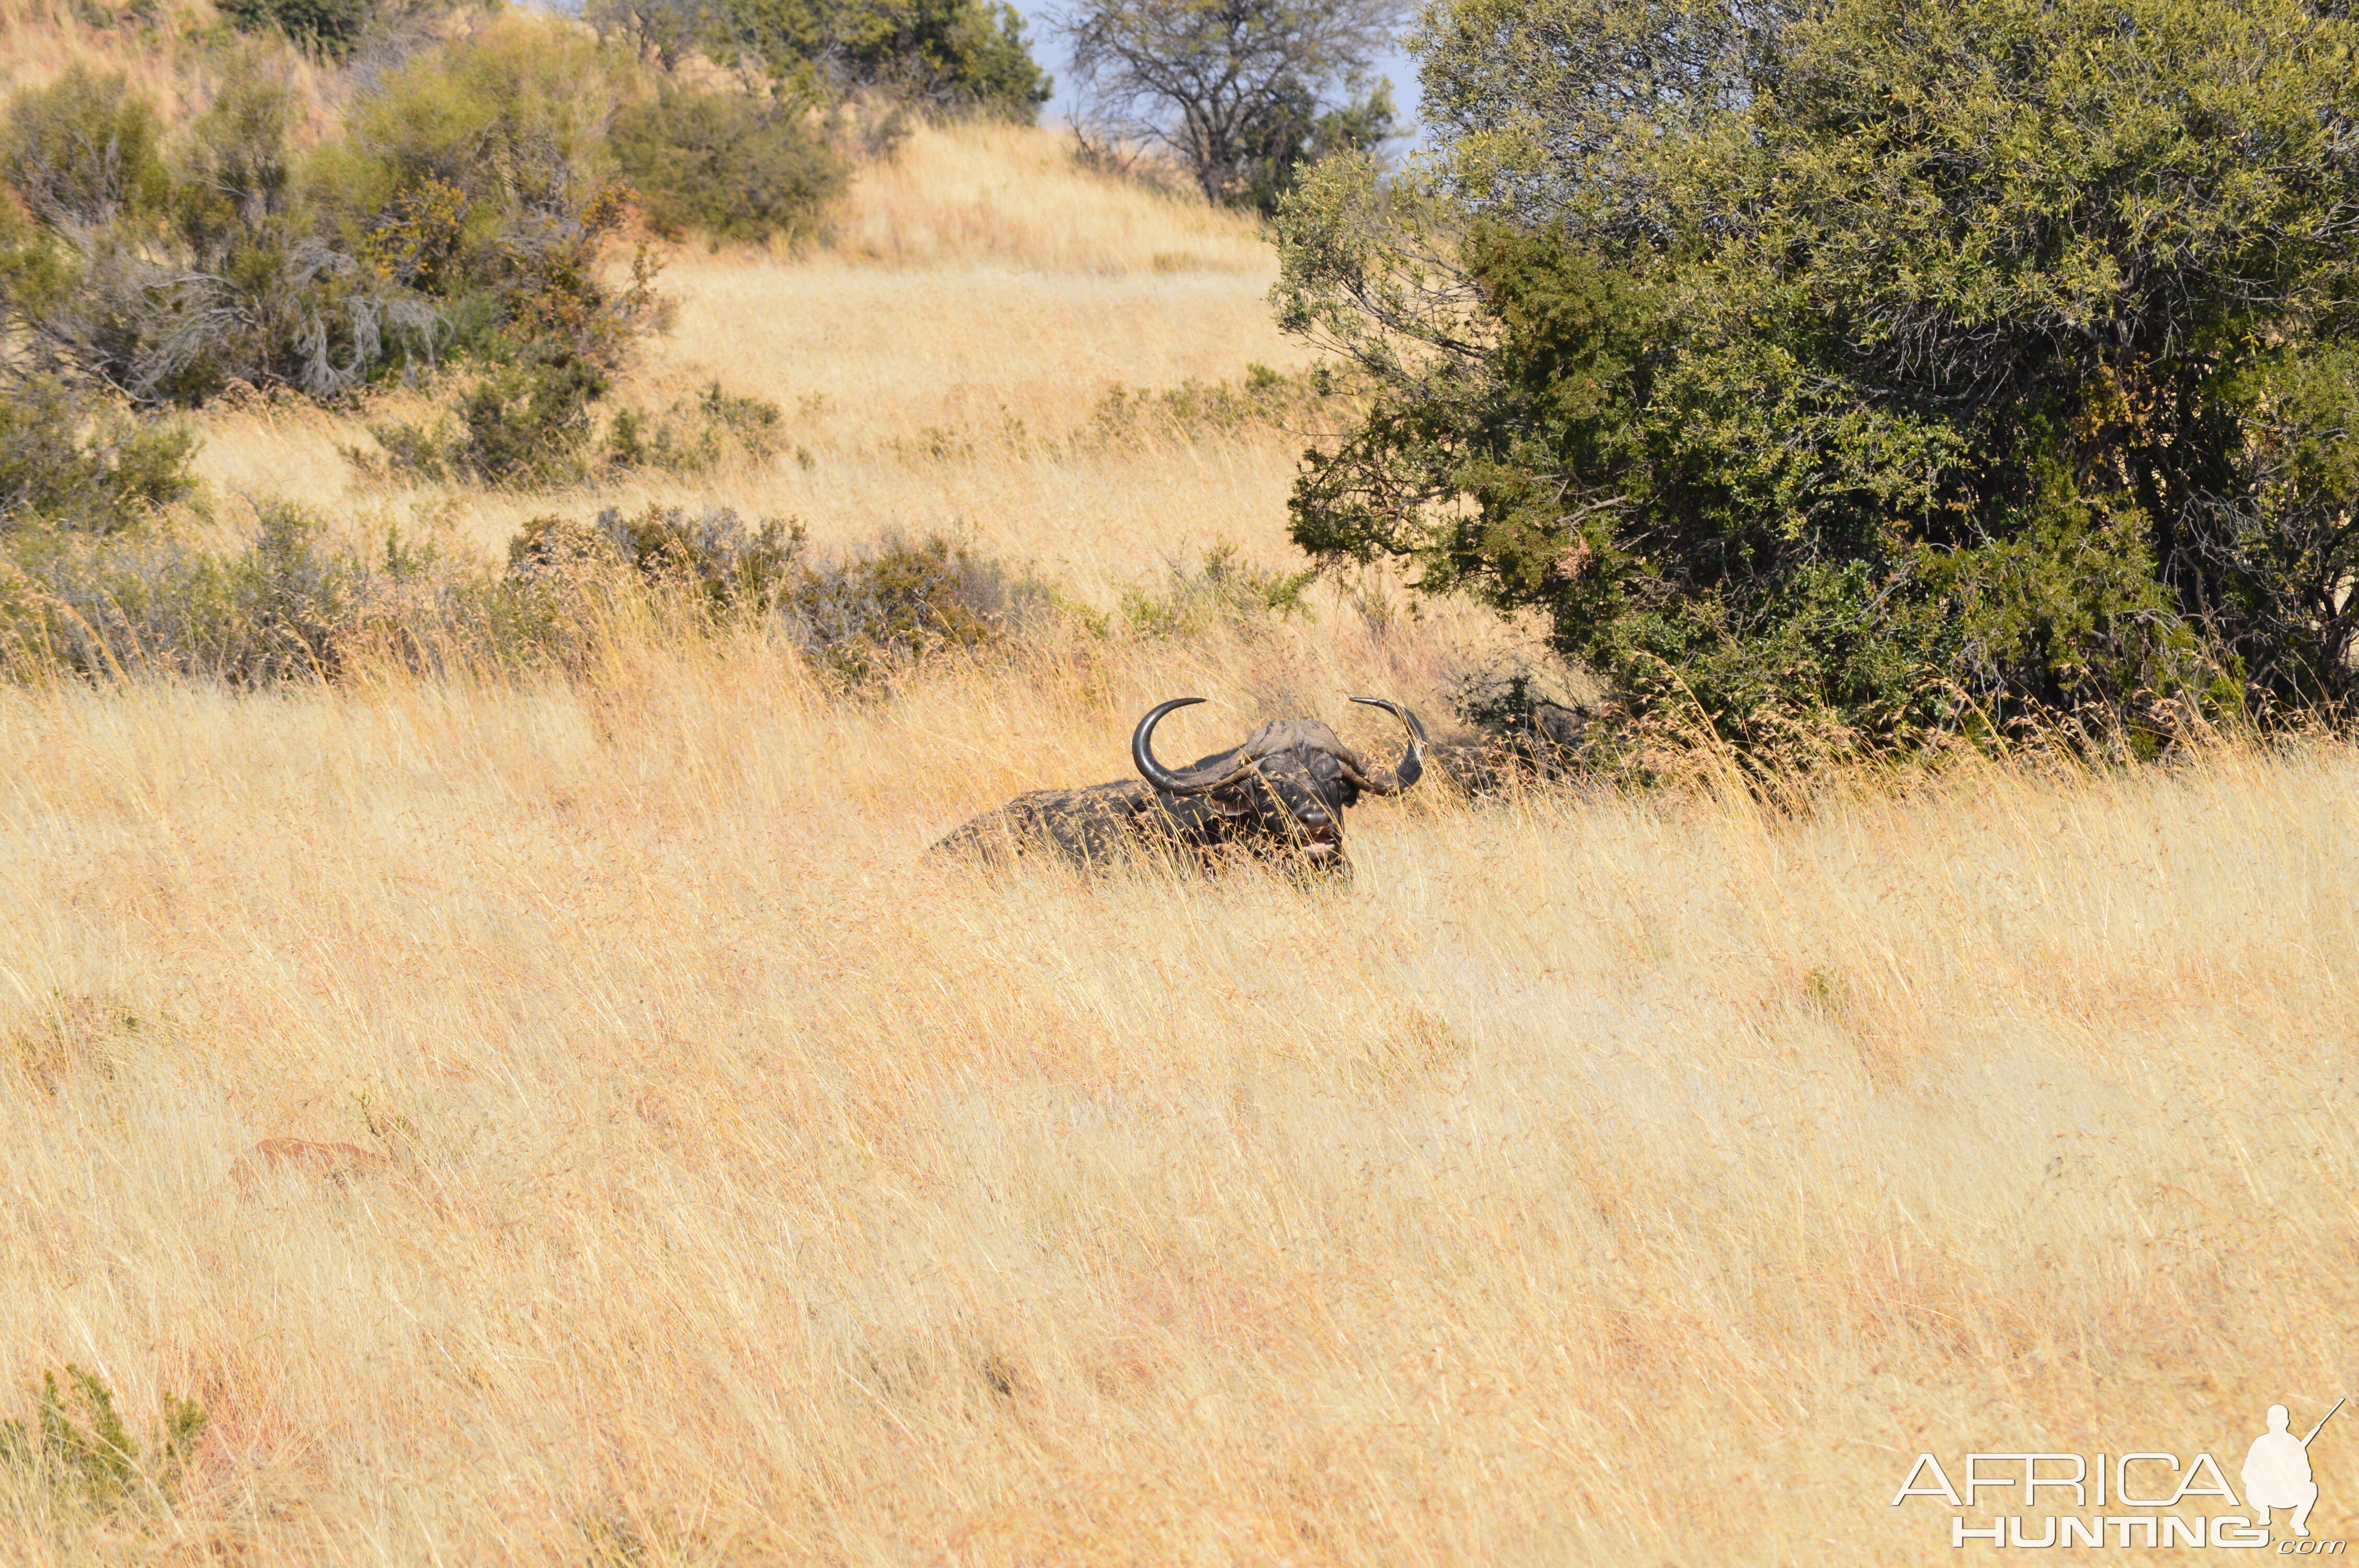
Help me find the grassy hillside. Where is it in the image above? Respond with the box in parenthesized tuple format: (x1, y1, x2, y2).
(3, 38, 2357, 1567)
(190, 118, 1316, 589)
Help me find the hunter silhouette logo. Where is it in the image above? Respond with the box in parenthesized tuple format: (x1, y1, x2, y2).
(1892, 1396, 2347, 1551)
(2248, 1400, 2344, 1540)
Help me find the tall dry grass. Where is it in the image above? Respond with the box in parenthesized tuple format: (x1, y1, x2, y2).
(0, 0, 205, 110)
(816, 118, 1269, 274)
(7, 72, 2358, 1568)
(0, 0, 348, 140)
(5, 630, 2357, 1563)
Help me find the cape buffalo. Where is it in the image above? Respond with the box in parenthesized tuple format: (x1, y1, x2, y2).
(931, 696, 1427, 873)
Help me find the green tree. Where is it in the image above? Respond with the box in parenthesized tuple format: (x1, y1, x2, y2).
(1060, 0, 1405, 206)
(592, 0, 1052, 119)
(1276, 0, 2359, 757)
(1231, 70, 1392, 216)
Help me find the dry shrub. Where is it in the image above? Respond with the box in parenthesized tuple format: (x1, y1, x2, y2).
(609, 83, 848, 246)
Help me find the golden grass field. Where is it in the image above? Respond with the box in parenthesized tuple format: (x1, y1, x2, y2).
(191, 118, 1318, 601)
(3, 70, 2358, 1566)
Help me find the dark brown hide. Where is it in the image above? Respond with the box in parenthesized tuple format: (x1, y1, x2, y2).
(930, 702, 1424, 873)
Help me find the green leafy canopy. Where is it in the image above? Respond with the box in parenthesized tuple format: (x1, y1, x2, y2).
(1276, 0, 2359, 758)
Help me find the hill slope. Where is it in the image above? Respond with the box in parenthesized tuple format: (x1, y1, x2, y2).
(4, 31, 2357, 1568)
(192, 118, 1324, 596)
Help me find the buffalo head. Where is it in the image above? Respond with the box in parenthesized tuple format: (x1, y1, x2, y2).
(1128, 695, 1425, 871)
(931, 695, 1426, 873)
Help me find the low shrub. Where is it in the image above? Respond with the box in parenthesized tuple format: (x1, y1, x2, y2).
(0, 1365, 206, 1518)
(0, 498, 609, 686)
(360, 380, 783, 488)
(601, 383, 784, 474)
(785, 533, 1026, 685)
(609, 85, 848, 246)
(215, 0, 375, 57)
(1080, 364, 1356, 449)
(1119, 543, 1313, 639)
(356, 414, 454, 485)
(511, 506, 1030, 684)
(880, 367, 1360, 467)
(454, 358, 609, 487)
(509, 503, 808, 617)
(0, 378, 197, 535)
(5, 501, 374, 682)
(3, 493, 1037, 690)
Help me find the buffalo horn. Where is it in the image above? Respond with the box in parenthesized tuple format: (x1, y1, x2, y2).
(1344, 696, 1427, 794)
(1132, 698, 1256, 795)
